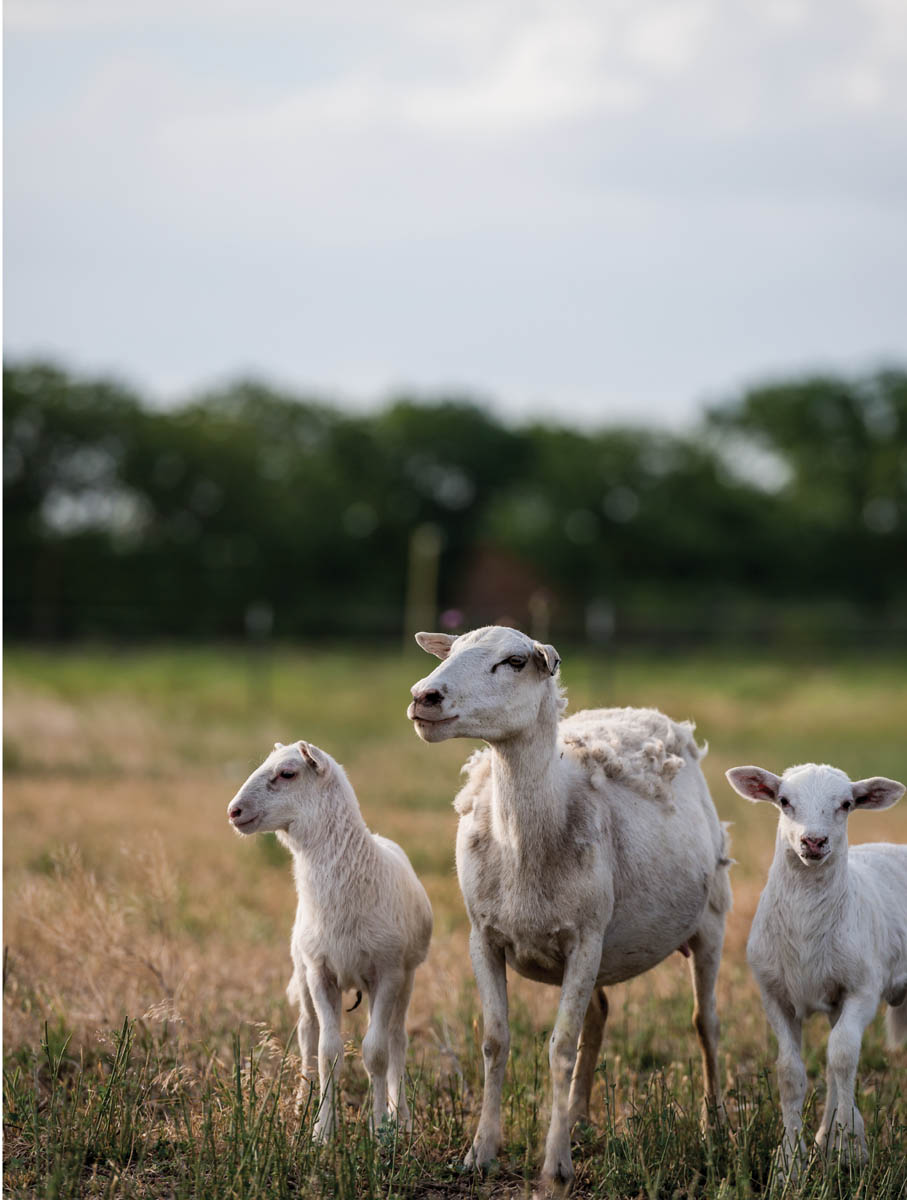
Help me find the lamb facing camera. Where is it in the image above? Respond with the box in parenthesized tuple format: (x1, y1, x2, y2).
(228, 739, 432, 1140)
(727, 762, 907, 1166)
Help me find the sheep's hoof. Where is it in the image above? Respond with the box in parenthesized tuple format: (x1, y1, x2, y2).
(535, 1162, 575, 1198)
(463, 1137, 500, 1172)
(770, 1140, 807, 1183)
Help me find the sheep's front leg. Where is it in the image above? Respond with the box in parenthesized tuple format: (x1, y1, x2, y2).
(760, 990, 806, 1169)
(289, 972, 320, 1110)
(465, 928, 509, 1170)
(387, 969, 415, 1131)
(541, 933, 603, 1194)
(306, 963, 344, 1141)
(819, 992, 877, 1162)
(363, 972, 403, 1130)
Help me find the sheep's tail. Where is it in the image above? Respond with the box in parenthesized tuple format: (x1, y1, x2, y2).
(347, 990, 363, 1013)
(886, 996, 907, 1049)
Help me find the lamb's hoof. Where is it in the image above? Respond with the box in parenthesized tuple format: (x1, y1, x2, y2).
(770, 1140, 807, 1183)
(463, 1139, 500, 1173)
(534, 1165, 574, 1198)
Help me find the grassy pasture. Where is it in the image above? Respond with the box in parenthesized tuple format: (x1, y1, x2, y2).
(3, 643, 907, 1198)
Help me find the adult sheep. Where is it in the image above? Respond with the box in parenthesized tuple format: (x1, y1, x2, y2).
(408, 625, 731, 1192)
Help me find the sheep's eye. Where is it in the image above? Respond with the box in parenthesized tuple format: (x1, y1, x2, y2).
(778, 796, 790, 809)
(280, 768, 298, 780)
(841, 800, 852, 812)
(507, 656, 527, 669)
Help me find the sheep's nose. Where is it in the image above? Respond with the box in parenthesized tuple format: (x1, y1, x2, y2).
(228, 803, 243, 823)
(412, 688, 444, 707)
(801, 835, 828, 853)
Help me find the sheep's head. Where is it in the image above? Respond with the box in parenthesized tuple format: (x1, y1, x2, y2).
(227, 740, 333, 835)
(408, 625, 561, 744)
(726, 762, 904, 867)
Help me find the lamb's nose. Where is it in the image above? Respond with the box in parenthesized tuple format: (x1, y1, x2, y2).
(413, 688, 444, 707)
(801, 835, 828, 853)
(229, 804, 243, 822)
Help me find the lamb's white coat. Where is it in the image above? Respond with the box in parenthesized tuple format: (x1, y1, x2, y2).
(409, 625, 732, 1189)
(228, 740, 432, 1139)
(727, 762, 907, 1163)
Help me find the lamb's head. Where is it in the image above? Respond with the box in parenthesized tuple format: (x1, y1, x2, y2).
(407, 625, 561, 743)
(726, 762, 905, 867)
(228, 740, 333, 835)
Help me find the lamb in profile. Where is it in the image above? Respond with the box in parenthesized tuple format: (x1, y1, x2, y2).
(228, 740, 433, 1139)
(727, 762, 907, 1164)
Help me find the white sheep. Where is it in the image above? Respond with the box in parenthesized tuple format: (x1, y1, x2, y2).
(228, 739, 433, 1139)
(408, 625, 732, 1191)
(726, 762, 907, 1164)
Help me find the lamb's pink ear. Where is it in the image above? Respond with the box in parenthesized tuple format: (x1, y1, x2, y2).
(415, 632, 456, 660)
(851, 776, 905, 810)
(532, 641, 561, 676)
(298, 741, 330, 776)
(726, 766, 782, 803)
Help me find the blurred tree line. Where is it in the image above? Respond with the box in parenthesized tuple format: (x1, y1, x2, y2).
(4, 361, 906, 644)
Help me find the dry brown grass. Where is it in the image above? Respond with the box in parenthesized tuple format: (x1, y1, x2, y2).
(4, 645, 907, 1197)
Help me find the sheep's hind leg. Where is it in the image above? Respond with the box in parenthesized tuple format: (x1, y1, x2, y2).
(688, 906, 725, 1119)
(387, 969, 415, 1131)
(567, 988, 607, 1129)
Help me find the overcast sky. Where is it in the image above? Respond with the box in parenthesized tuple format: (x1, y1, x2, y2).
(5, 0, 907, 426)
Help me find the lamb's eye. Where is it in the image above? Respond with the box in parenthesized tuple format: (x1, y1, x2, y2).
(280, 768, 298, 780)
(841, 800, 852, 812)
(507, 656, 527, 669)
(778, 796, 790, 809)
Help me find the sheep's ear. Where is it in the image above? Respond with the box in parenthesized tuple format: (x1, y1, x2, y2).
(415, 632, 456, 660)
(273, 741, 285, 751)
(532, 641, 561, 676)
(298, 741, 330, 776)
(851, 776, 905, 810)
(726, 766, 782, 803)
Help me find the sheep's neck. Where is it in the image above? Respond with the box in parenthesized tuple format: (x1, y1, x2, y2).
(769, 831, 850, 933)
(288, 789, 375, 898)
(488, 696, 563, 861)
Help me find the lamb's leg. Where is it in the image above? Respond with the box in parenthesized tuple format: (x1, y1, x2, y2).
(820, 991, 877, 1162)
(541, 932, 603, 1194)
(290, 972, 320, 1110)
(688, 907, 726, 1115)
(464, 927, 509, 1170)
(387, 969, 415, 1131)
(363, 971, 403, 1130)
(760, 990, 806, 1170)
(816, 1007, 841, 1151)
(567, 988, 607, 1128)
(306, 964, 344, 1141)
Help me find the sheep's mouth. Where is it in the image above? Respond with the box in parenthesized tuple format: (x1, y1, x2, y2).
(406, 701, 459, 726)
(799, 848, 828, 863)
(231, 814, 261, 833)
